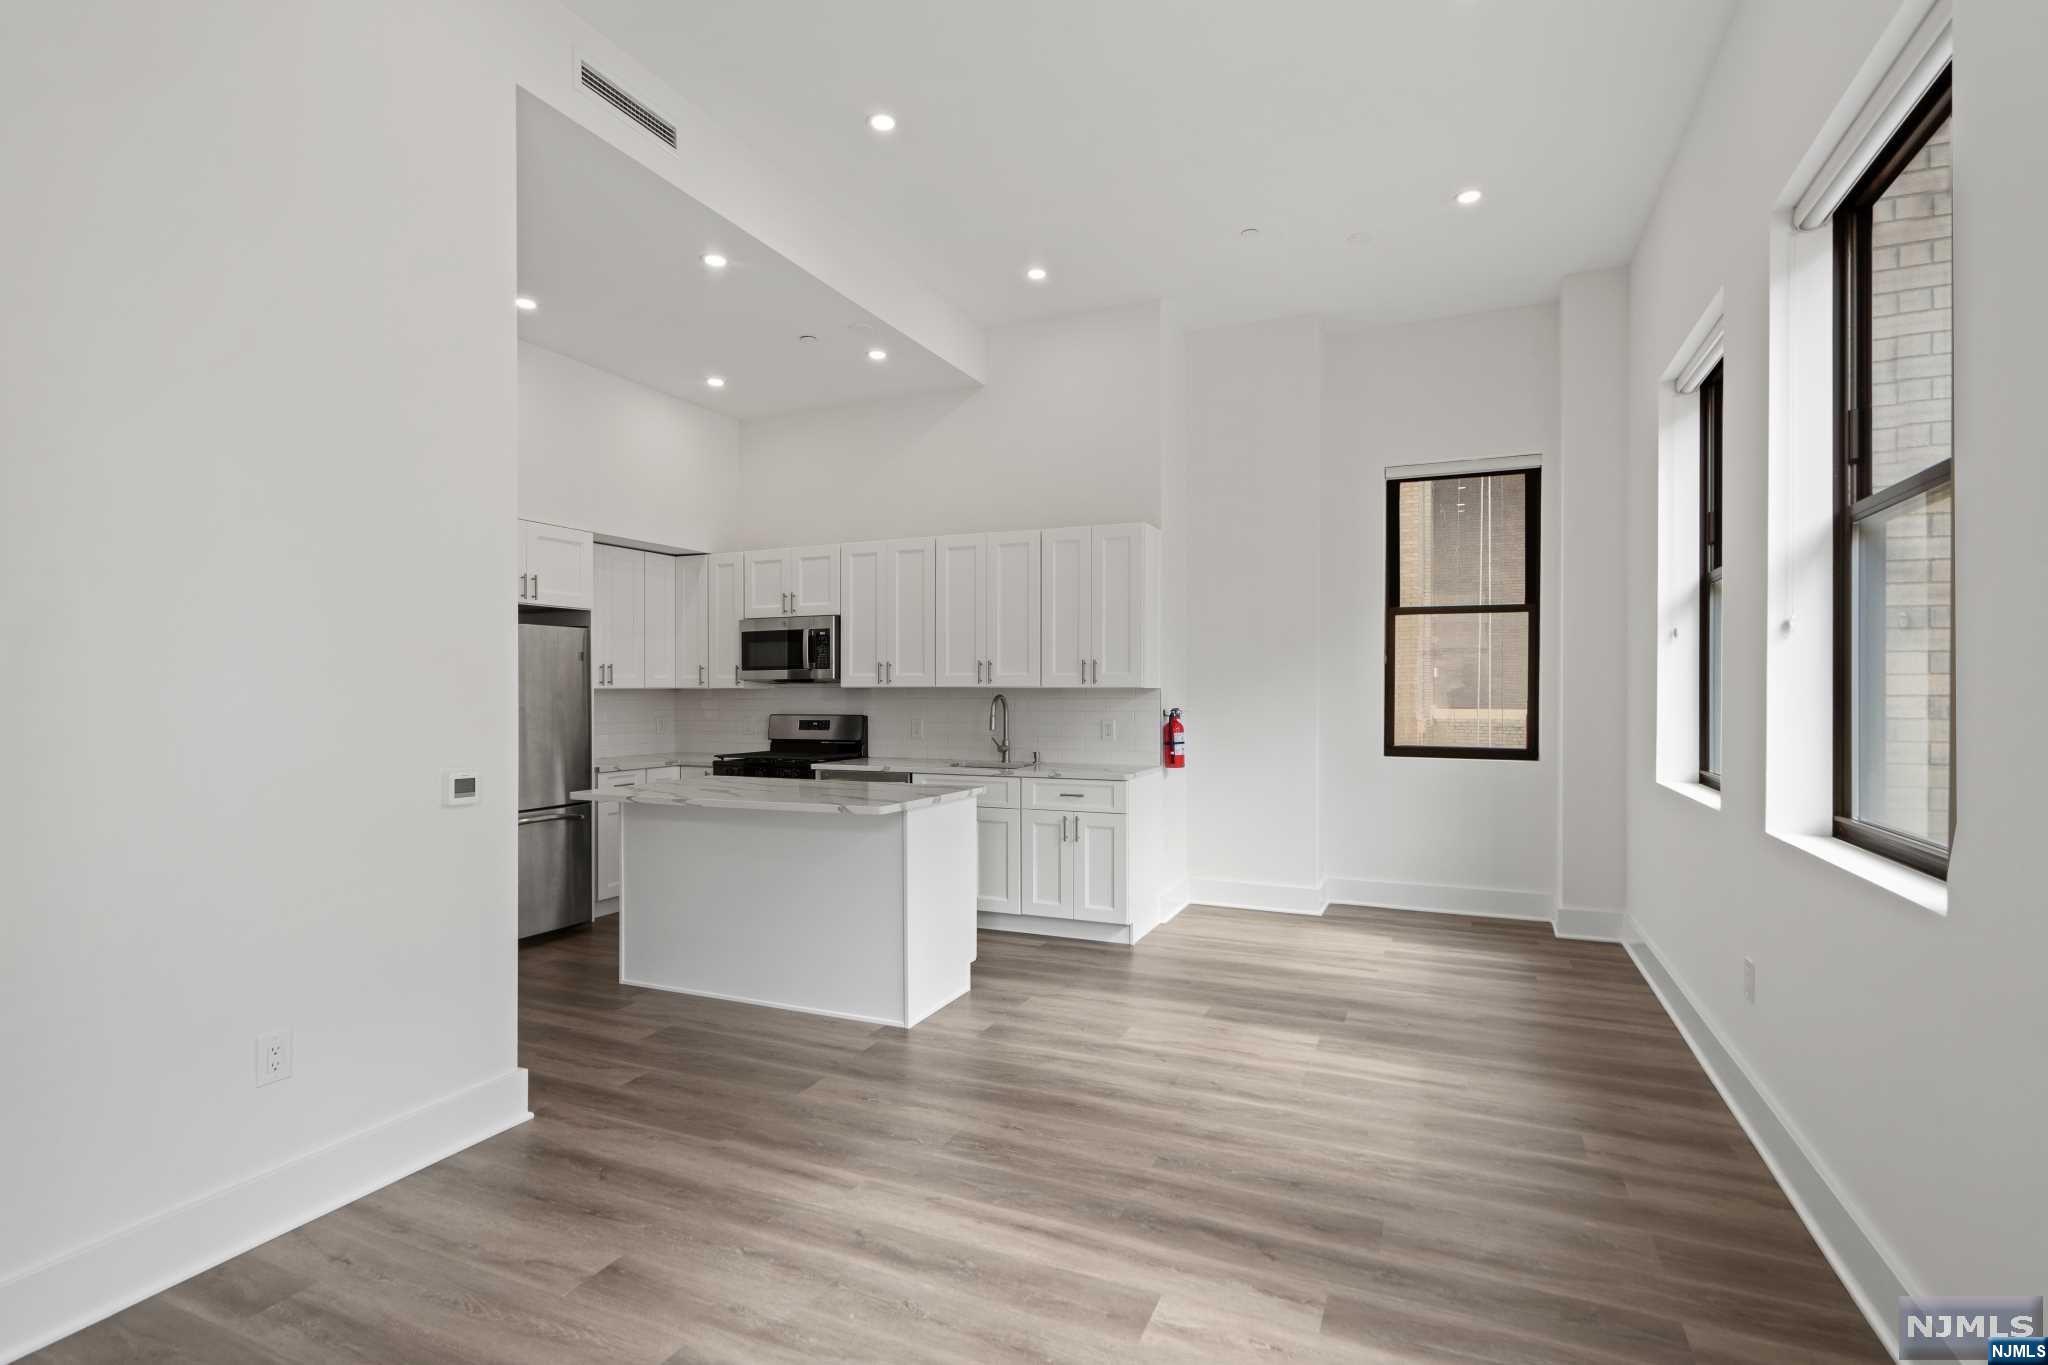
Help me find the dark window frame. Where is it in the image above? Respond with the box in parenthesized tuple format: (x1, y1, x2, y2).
(1831, 66, 1953, 880)
(1383, 468, 1541, 762)
(1699, 362, 1724, 791)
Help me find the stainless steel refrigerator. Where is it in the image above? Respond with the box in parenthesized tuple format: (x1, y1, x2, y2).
(518, 620, 592, 938)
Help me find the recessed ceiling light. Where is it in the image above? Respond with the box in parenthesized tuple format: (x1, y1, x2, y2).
(867, 111, 897, 134)
(705, 375, 726, 389)
(799, 334, 818, 344)
(1238, 227, 1261, 239)
(1025, 265, 1048, 283)
(1455, 187, 1484, 207)
(867, 348, 888, 363)
(701, 252, 728, 270)
(513, 296, 537, 311)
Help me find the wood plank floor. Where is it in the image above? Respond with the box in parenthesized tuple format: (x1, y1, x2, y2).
(38, 905, 1883, 1363)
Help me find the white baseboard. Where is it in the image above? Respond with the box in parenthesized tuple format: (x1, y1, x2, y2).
(1, 1068, 530, 1363)
(978, 912, 1135, 944)
(1623, 928, 1908, 1358)
(1323, 876, 1552, 921)
(1189, 877, 1328, 915)
(1551, 906, 1628, 941)
(1154, 880, 1191, 925)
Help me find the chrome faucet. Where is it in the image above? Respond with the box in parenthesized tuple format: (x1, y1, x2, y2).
(989, 692, 1010, 764)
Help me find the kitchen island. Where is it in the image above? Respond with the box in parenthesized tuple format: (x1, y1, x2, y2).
(571, 774, 981, 1027)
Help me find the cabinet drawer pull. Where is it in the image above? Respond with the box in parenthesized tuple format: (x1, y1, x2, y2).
(1058, 792, 1084, 799)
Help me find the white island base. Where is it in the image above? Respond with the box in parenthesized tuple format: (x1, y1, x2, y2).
(576, 777, 980, 1028)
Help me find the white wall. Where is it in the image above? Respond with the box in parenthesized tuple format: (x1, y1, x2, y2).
(1320, 305, 1563, 912)
(1625, 0, 2047, 1317)
(736, 303, 1166, 548)
(0, 0, 983, 1354)
(0, 2, 529, 1353)
(1555, 270, 1632, 921)
(1156, 316, 1192, 914)
(1185, 318, 1325, 909)
(518, 341, 740, 550)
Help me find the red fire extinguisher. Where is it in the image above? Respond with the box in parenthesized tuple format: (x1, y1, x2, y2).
(1163, 708, 1185, 768)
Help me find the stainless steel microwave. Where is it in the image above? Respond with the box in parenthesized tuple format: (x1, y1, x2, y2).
(738, 615, 839, 683)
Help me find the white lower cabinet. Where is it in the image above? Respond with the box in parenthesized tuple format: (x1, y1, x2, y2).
(916, 770, 1142, 926)
(1020, 808, 1074, 918)
(1072, 811, 1125, 922)
(595, 769, 642, 903)
(975, 808, 1023, 915)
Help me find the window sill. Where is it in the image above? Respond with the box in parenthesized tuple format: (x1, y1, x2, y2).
(1770, 831, 1949, 917)
(1658, 778, 1722, 812)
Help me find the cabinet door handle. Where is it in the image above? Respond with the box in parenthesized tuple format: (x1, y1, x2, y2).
(534, 573, 540, 599)
(698, 664, 705, 684)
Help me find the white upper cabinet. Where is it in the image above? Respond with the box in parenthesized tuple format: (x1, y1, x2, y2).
(706, 552, 744, 687)
(579, 523, 1151, 693)
(518, 520, 594, 609)
(841, 538, 936, 687)
(883, 538, 936, 686)
(839, 541, 886, 689)
(932, 531, 1039, 688)
(790, 544, 839, 614)
(983, 530, 1041, 688)
(675, 554, 707, 689)
(593, 545, 646, 688)
(1042, 523, 1158, 688)
(1040, 526, 1091, 688)
(1088, 523, 1157, 688)
(933, 534, 986, 687)
(742, 545, 840, 617)
(642, 553, 677, 688)
(742, 549, 789, 618)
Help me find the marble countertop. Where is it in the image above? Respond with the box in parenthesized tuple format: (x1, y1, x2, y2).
(593, 752, 721, 774)
(570, 773, 984, 817)
(814, 756, 1162, 781)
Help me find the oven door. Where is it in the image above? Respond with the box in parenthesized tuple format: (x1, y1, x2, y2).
(738, 615, 838, 683)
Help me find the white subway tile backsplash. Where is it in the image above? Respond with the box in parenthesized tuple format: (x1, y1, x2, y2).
(669, 686, 1162, 766)
(591, 689, 680, 760)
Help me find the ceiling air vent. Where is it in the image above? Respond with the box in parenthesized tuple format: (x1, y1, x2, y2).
(580, 64, 676, 149)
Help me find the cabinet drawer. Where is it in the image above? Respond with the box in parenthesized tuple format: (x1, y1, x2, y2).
(643, 766, 682, 783)
(1024, 778, 1122, 813)
(597, 769, 644, 792)
(911, 774, 1020, 808)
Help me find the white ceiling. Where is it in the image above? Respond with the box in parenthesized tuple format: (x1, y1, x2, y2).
(562, 0, 1733, 331)
(516, 92, 975, 418)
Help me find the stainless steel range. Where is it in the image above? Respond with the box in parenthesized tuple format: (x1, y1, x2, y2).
(711, 713, 867, 779)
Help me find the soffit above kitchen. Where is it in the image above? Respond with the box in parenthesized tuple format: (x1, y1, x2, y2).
(517, 91, 977, 419)
(561, 0, 1733, 331)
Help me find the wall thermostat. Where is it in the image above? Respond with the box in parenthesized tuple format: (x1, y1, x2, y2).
(442, 770, 480, 806)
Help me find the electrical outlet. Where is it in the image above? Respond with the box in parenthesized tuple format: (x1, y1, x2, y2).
(910, 718, 924, 740)
(1742, 958, 1756, 1004)
(256, 1029, 293, 1087)
(1100, 719, 1117, 740)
